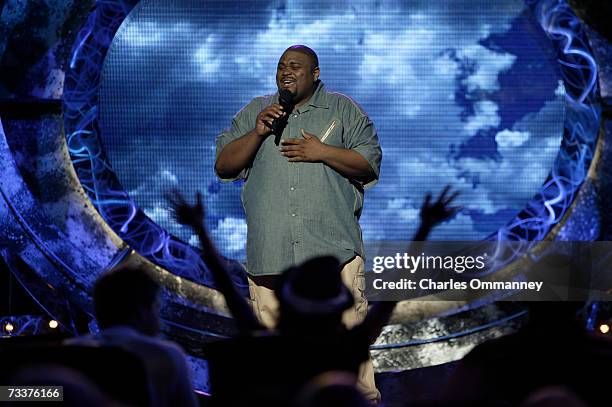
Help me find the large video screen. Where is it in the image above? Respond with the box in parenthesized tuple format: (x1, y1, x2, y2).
(99, 0, 564, 260)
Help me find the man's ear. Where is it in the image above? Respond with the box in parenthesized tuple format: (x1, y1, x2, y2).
(313, 66, 320, 81)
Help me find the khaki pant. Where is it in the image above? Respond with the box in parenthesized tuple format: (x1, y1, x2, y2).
(247, 256, 381, 404)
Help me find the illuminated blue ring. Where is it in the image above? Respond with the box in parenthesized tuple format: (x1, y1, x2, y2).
(63, 0, 218, 287)
(63, 0, 600, 285)
(485, 0, 600, 272)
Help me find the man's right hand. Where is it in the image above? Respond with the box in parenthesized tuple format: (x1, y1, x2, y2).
(215, 104, 286, 178)
(254, 103, 286, 137)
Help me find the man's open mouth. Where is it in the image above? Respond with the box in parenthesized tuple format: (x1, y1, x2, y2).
(282, 78, 296, 86)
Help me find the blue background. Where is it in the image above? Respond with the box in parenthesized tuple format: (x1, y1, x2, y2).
(99, 0, 565, 260)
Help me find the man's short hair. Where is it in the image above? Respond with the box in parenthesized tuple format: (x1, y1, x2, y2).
(284, 45, 319, 71)
(93, 264, 160, 329)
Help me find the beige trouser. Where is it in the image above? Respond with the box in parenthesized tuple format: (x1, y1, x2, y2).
(247, 256, 381, 404)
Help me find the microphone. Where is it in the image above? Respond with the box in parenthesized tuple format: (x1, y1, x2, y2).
(272, 89, 295, 145)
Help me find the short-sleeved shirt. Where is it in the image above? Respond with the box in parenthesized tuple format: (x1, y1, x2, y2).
(216, 81, 382, 276)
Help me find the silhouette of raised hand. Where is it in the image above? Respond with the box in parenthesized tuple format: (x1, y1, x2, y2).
(166, 189, 204, 229)
(165, 189, 263, 332)
(420, 185, 461, 230)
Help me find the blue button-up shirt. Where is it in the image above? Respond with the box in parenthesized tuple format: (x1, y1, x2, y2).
(216, 81, 382, 276)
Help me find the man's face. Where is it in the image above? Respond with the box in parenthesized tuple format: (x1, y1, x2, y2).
(276, 50, 319, 104)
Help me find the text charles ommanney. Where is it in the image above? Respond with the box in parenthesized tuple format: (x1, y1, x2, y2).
(372, 278, 544, 292)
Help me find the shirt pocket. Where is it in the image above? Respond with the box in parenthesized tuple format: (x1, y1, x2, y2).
(316, 117, 344, 148)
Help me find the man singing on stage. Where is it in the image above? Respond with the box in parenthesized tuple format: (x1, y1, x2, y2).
(214, 45, 382, 403)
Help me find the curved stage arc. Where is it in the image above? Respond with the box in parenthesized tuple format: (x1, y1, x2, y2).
(0, 0, 609, 388)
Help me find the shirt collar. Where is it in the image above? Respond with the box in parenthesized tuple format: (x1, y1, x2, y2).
(303, 80, 329, 110)
(275, 80, 329, 114)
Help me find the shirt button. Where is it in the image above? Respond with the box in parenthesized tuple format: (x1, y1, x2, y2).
(291, 213, 296, 217)
(293, 114, 298, 118)
(290, 186, 295, 191)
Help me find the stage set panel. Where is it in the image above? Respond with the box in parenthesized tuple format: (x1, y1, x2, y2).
(1, 0, 609, 394)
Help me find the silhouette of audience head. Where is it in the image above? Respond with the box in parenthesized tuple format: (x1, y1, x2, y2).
(520, 385, 587, 407)
(294, 371, 369, 407)
(94, 264, 161, 336)
(276, 256, 353, 334)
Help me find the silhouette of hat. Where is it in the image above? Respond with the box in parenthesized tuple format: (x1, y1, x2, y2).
(277, 256, 354, 314)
